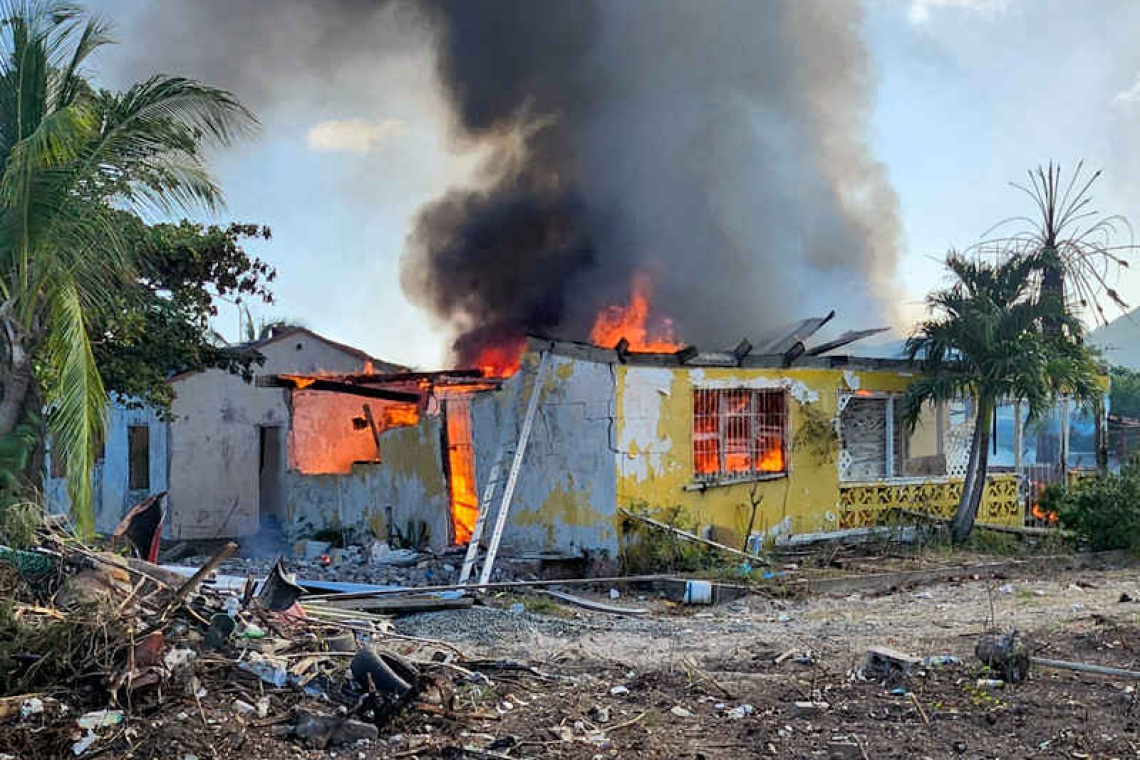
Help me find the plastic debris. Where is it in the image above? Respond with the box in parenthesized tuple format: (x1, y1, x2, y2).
(77, 710, 124, 729)
(20, 697, 44, 719)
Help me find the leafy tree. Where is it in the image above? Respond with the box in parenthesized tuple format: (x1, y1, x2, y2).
(1109, 365, 1140, 419)
(901, 253, 1103, 542)
(0, 2, 255, 536)
(93, 220, 275, 417)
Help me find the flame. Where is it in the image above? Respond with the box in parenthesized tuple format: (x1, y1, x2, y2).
(281, 374, 317, 389)
(590, 273, 681, 352)
(445, 400, 479, 544)
(471, 336, 526, 378)
(758, 442, 784, 472)
(448, 468, 478, 544)
(382, 404, 420, 427)
(1029, 483, 1059, 524)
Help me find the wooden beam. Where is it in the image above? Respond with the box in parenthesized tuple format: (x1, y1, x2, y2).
(257, 375, 419, 403)
(362, 404, 383, 461)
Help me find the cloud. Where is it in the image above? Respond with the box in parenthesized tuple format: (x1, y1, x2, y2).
(1114, 76, 1140, 105)
(306, 118, 406, 154)
(908, 0, 1011, 25)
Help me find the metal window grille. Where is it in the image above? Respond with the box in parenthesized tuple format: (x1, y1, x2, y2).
(693, 388, 787, 479)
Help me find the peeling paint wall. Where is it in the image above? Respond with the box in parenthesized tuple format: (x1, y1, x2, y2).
(281, 415, 451, 551)
(469, 352, 619, 556)
(289, 391, 384, 474)
(46, 399, 169, 535)
(615, 364, 920, 546)
(167, 335, 371, 539)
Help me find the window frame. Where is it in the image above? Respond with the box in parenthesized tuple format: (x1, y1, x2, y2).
(691, 387, 789, 487)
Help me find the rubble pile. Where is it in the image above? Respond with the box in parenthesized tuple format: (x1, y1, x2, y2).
(0, 527, 569, 758)
(193, 539, 543, 590)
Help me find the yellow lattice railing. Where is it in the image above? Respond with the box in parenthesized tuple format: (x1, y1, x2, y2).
(838, 474, 1022, 528)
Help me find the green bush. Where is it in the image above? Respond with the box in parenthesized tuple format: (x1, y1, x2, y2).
(1057, 461, 1140, 551)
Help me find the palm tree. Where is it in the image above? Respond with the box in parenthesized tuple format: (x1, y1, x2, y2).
(0, 2, 255, 535)
(978, 164, 1134, 467)
(901, 252, 1102, 542)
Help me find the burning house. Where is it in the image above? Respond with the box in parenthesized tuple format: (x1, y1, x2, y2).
(260, 308, 1106, 559)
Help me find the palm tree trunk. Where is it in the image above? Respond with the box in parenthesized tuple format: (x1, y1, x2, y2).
(951, 397, 993, 543)
(0, 340, 33, 437)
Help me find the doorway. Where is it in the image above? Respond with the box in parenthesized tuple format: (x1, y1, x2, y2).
(259, 425, 284, 529)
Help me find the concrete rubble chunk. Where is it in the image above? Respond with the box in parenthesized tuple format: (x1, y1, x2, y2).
(864, 646, 921, 678)
(792, 701, 828, 717)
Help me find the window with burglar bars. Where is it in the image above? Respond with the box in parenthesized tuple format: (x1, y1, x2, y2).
(693, 388, 787, 480)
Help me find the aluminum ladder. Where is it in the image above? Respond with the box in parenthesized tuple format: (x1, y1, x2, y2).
(456, 350, 551, 586)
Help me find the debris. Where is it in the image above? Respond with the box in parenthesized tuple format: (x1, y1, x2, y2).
(233, 699, 256, 716)
(864, 646, 921, 679)
(256, 559, 305, 611)
(976, 679, 1004, 689)
(670, 705, 693, 718)
(792, 701, 828, 717)
(76, 710, 124, 729)
(1120, 593, 1134, 603)
(541, 589, 649, 616)
(974, 630, 1030, 683)
(19, 697, 43, 718)
(727, 704, 755, 719)
(609, 685, 630, 696)
(293, 711, 380, 749)
(72, 730, 98, 756)
(112, 493, 166, 562)
(608, 588, 620, 599)
(683, 580, 713, 605)
(619, 508, 771, 565)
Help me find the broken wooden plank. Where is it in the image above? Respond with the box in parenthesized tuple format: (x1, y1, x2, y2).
(540, 589, 648, 616)
(619, 508, 771, 566)
(167, 541, 237, 610)
(324, 595, 473, 615)
(362, 403, 383, 461)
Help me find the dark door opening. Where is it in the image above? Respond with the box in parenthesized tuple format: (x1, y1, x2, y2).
(259, 426, 284, 528)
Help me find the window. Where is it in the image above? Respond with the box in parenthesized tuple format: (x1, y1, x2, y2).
(693, 388, 787, 480)
(838, 394, 946, 481)
(128, 425, 150, 491)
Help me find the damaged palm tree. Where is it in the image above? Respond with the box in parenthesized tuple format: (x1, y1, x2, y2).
(901, 253, 1102, 542)
(0, 2, 256, 537)
(980, 164, 1136, 467)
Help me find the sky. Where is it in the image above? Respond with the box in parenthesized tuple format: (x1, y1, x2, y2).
(85, 0, 1140, 368)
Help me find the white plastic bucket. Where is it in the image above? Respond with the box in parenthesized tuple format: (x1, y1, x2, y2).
(683, 579, 712, 605)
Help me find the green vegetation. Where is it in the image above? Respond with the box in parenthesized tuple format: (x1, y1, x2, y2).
(1056, 460, 1140, 551)
(1110, 365, 1140, 419)
(619, 503, 719, 574)
(0, 3, 259, 535)
(902, 252, 1102, 543)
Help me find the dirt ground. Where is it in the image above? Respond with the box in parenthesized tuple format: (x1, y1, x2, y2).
(5, 564, 1140, 759)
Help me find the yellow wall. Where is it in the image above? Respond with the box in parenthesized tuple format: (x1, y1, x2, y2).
(612, 363, 1034, 546)
(614, 364, 926, 545)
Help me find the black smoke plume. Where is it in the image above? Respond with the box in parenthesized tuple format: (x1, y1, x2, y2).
(108, 0, 902, 364)
(406, 0, 902, 364)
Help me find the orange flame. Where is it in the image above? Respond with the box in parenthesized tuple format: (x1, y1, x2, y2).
(590, 274, 681, 352)
(1030, 502, 1059, 525)
(1029, 483, 1059, 524)
(382, 404, 420, 427)
(471, 336, 526, 378)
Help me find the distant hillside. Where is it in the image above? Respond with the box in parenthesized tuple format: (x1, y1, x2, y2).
(1091, 308, 1140, 369)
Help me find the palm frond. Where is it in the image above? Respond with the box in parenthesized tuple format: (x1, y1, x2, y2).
(44, 275, 104, 537)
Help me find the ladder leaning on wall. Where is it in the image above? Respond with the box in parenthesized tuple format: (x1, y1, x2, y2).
(457, 350, 551, 586)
